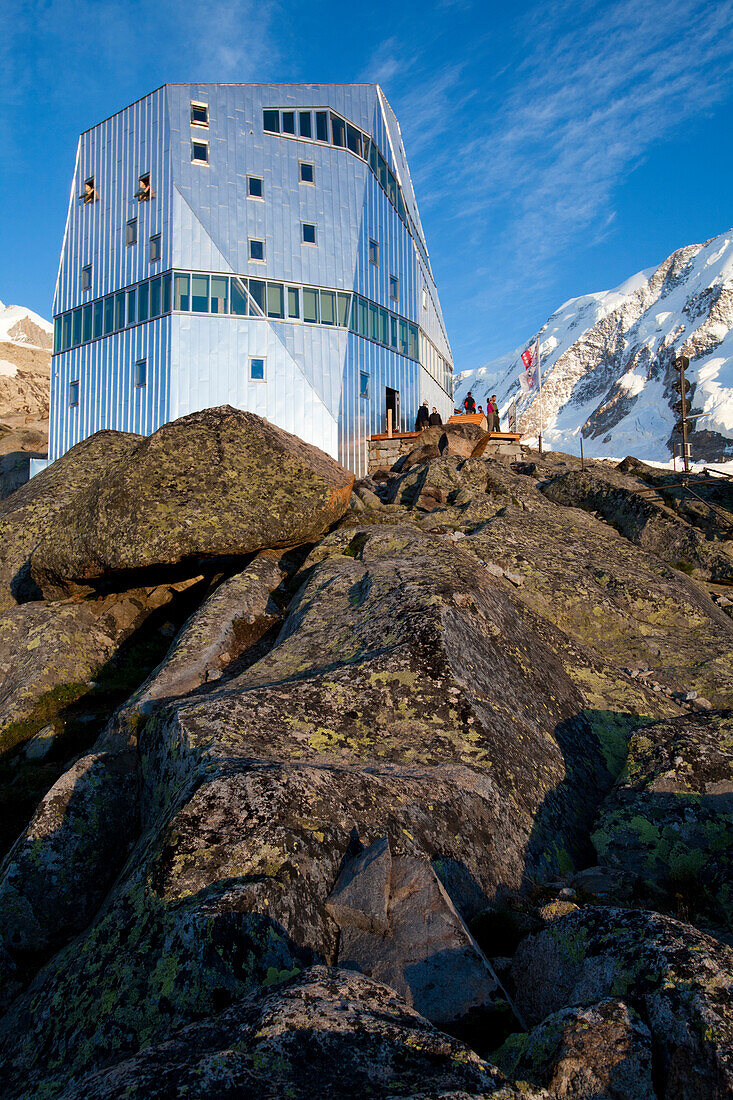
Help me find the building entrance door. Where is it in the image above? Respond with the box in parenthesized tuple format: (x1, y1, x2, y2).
(386, 387, 400, 434)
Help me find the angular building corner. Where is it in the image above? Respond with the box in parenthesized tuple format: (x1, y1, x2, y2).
(50, 83, 454, 475)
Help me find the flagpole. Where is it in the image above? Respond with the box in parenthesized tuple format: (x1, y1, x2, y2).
(536, 338, 544, 456)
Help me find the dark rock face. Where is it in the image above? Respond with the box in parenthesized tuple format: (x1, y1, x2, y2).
(53, 967, 533, 1100)
(0, 430, 141, 609)
(30, 407, 354, 598)
(510, 907, 733, 1097)
(592, 711, 733, 927)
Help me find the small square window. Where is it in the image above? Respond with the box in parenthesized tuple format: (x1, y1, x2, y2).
(126, 219, 137, 246)
(82, 176, 97, 204)
(249, 238, 265, 262)
(136, 173, 152, 202)
(302, 222, 317, 245)
(369, 238, 379, 266)
(389, 275, 399, 301)
(299, 161, 314, 184)
(250, 356, 266, 381)
(134, 359, 147, 388)
(149, 234, 161, 263)
(191, 101, 208, 126)
(68, 380, 79, 407)
(191, 140, 208, 164)
(360, 372, 370, 398)
(247, 175, 264, 199)
(81, 264, 92, 292)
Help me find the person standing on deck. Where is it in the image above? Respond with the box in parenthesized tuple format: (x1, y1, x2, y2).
(463, 392, 476, 414)
(415, 401, 430, 431)
(429, 407, 442, 427)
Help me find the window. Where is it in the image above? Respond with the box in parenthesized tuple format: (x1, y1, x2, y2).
(303, 287, 319, 322)
(82, 176, 97, 204)
(231, 277, 248, 315)
(126, 288, 136, 325)
(390, 314, 398, 348)
(360, 372, 370, 398)
(301, 222, 317, 245)
(173, 273, 190, 311)
(191, 274, 209, 313)
(247, 175, 264, 199)
(72, 308, 82, 346)
(114, 292, 125, 330)
(137, 281, 149, 323)
(389, 274, 399, 301)
(162, 272, 172, 313)
(267, 282, 284, 318)
(249, 278, 265, 313)
(282, 110, 295, 135)
(211, 275, 228, 314)
(136, 173, 152, 202)
(53, 317, 61, 354)
(331, 114, 345, 147)
(299, 111, 312, 138)
(369, 302, 379, 341)
(369, 238, 379, 267)
(299, 161, 314, 184)
(315, 110, 328, 142)
(104, 295, 114, 336)
(346, 124, 362, 157)
(422, 286, 428, 311)
(249, 238, 265, 262)
(190, 101, 208, 126)
(149, 234, 161, 262)
(150, 276, 161, 316)
(68, 380, 79, 406)
(191, 140, 208, 163)
(81, 265, 92, 292)
(134, 359, 147, 387)
(320, 290, 335, 325)
(250, 357, 265, 381)
(62, 312, 72, 350)
(263, 109, 280, 133)
(82, 303, 92, 341)
(380, 308, 389, 345)
(337, 292, 351, 327)
(287, 287, 300, 318)
(126, 219, 137, 246)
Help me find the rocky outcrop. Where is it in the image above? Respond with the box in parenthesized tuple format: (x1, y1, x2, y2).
(509, 907, 733, 1097)
(0, 430, 142, 611)
(541, 466, 733, 583)
(30, 407, 354, 599)
(494, 998, 656, 1099)
(592, 711, 733, 927)
(52, 967, 540, 1100)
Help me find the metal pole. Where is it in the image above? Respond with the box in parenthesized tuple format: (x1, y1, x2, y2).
(537, 339, 544, 455)
(580, 434, 584, 469)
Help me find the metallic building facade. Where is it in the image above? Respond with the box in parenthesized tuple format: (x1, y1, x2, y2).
(51, 84, 454, 475)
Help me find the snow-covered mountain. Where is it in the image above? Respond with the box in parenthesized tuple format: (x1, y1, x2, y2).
(455, 229, 733, 463)
(0, 300, 52, 432)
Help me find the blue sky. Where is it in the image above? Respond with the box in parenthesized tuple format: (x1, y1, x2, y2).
(1, 0, 732, 370)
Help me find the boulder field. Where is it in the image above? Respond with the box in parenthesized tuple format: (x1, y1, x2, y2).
(0, 407, 731, 1099)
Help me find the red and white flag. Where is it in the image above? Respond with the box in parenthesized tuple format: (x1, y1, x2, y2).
(519, 340, 539, 394)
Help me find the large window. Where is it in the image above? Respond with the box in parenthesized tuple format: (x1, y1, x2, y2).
(174, 274, 190, 311)
(267, 282, 284, 318)
(211, 275, 228, 314)
(282, 110, 295, 135)
(303, 287, 319, 323)
(231, 277, 248, 316)
(288, 287, 300, 318)
(299, 111, 312, 138)
(191, 274, 209, 312)
(263, 109, 279, 133)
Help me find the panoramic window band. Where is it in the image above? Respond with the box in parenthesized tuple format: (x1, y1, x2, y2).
(53, 271, 452, 396)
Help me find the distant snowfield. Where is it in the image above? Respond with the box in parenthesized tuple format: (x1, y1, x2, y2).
(455, 229, 733, 463)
